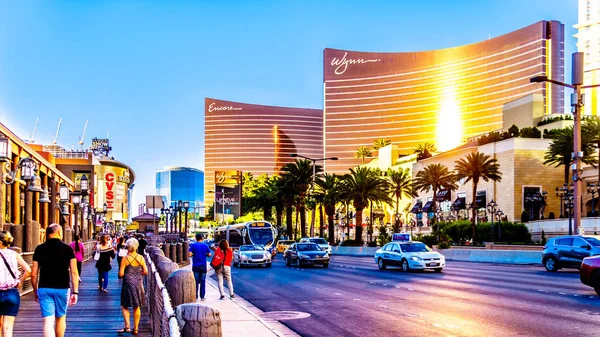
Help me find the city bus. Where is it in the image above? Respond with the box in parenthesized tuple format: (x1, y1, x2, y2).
(213, 221, 277, 250)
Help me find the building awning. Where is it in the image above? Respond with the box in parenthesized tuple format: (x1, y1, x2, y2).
(421, 201, 434, 213)
(451, 197, 466, 210)
(436, 190, 451, 202)
(410, 201, 422, 213)
(476, 194, 487, 208)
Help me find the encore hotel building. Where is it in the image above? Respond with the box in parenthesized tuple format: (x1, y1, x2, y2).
(323, 20, 565, 173)
(204, 98, 322, 206)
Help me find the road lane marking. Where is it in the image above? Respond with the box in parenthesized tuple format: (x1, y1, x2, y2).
(559, 292, 567, 295)
(333, 293, 341, 296)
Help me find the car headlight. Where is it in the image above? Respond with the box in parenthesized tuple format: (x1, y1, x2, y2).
(410, 256, 422, 261)
(264, 253, 270, 259)
(299, 254, 310, 259)
(323, 254, 329, 258)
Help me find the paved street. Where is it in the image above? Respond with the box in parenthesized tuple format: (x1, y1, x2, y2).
(222, 256, 600, 337)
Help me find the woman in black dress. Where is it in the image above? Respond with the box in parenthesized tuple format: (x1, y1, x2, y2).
(117, 238, 148, 335)
(95, 234, 115, 292)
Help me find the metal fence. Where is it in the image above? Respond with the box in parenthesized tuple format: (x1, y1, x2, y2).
(145, 252, 181, 337)
(17, 240, 96, 296)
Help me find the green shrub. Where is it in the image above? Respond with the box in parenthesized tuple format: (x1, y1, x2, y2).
(419, 234, 437, 247)
(437, 241, 451, 249)
(519, 127, 542, 138)
(541, 230, 547, 245)
(548, 212, 555, 220)
(521, 211, 530, 223)
(367, 241, 378, 247)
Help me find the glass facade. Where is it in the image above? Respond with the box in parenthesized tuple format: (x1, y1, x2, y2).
(323, 20, 565, 173)
(204, 98, 322, 206)
(155, 167, 205, 207)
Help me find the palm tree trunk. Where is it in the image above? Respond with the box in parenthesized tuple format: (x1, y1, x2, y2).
(327, 213, 335, 244)
(264, 205, 272, 222)
(286, 206, 293, 240)
(310, 206, 316, 237)
(276, 208, 283, 229)
(300, 206, 307, 238)
(355, 209, 363, 242)
(295, 205, 300, 239)
(472, 183, 477, 241)
(564, 159, 570, 185)
(319, 206, 324, 237)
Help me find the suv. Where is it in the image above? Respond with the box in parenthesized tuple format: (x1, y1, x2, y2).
(542, 235, 600, 272)
(299, 238, 332, 254)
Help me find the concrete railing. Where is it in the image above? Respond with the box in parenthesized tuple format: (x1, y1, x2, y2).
(438, 249, 542, 265)
(527, 218, 600, 240)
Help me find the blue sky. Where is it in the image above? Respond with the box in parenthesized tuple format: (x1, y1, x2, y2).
(0, 0, 578, 213)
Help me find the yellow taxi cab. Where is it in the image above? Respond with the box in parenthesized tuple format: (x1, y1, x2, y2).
(277, 240, 295, 253)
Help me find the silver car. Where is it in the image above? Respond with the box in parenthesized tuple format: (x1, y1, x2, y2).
(233, 245, 272, 268)
(374, 241, 445, 272)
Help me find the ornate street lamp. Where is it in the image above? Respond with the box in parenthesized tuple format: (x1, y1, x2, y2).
(183, 201, 190, 240)
(587, 183, 598, 216)
(0, 135, 11, 163)
(80, 174, 88, 194)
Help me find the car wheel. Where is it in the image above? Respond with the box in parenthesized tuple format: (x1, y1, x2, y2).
(266, 262, 272, 268)
(434, 268, 443, 273)
(401, 259, 411, 272)
(323, 263, 329, 268)
(377, 258, 386, 270)
(593, 273, 600, 296)
(285, 257, 290, 267)
(544, 256, 559, 272)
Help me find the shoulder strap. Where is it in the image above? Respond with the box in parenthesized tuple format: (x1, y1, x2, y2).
(0, 251, 16, 280)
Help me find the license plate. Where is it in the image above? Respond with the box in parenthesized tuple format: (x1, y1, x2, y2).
(428, 262, 438, 267)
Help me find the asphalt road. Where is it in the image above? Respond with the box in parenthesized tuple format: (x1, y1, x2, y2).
(221, 255, 600, 337)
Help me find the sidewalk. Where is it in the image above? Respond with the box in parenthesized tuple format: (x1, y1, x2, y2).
(182, 263, 299, 337)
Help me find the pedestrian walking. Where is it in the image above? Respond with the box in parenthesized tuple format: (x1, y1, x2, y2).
(116, 237, 126, 279)
(188, 233, 211, 301)
(117, 238, 148, 335)
(95, 234, 115, 293)
(69, 235, 84, 283)
(0, 231, 31, 337)
(136, 235, 148, 255)
(211, 239, 234, 299)
(31, 224, 79, 337)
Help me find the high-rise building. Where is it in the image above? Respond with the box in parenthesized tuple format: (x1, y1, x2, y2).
(575, 0, 600, 115)
(156, 166, 204, 208)
(323, 20, 565, 173)
(204, 98, 322, 206)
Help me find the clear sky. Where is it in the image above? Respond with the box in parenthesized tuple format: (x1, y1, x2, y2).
(0, 0, 579, 215)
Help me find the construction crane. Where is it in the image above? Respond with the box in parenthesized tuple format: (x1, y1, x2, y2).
(78, 119, 89, 149)
(27, 118, 39, 143)
(51, 118, 62, 145)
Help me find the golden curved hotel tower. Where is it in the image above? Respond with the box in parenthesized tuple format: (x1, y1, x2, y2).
(204, 98, 322, 205)
(323, 20, 565, 172)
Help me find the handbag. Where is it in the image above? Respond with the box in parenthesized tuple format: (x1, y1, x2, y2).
(93, 248, 100, 261)
(0, 251, 16, 280)
(118, 248, 128, 257)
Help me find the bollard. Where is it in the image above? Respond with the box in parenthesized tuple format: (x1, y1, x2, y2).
(165, 269, 195, 307)
(30, 221, 40, 250)
(176, 243, 183, 263)
(176, 303, 222, 337)
(64, 228, 73, 245)
(157, 260, 179, 284)
(170, 244, 177, 262)
(182, 241, 190, 262)
(163, 242, 171, 259)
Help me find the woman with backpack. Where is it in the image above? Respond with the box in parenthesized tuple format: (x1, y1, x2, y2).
(211, 239, 234, 299)
(0, 231, 31, 337)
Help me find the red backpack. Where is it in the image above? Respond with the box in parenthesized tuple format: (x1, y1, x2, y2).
(210, 248, 226, 270)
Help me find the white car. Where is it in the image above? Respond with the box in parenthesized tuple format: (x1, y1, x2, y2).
(299, 237, 332, 254)
(233, 245, 272, 268)
(374, 241, 445, 272)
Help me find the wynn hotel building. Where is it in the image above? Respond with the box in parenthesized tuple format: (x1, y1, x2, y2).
(204, 98, 322, 205)
(323, 20, 565, 173)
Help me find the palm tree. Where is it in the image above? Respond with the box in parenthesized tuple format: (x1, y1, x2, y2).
(342, 167, 392, 242)
(373, 138, 392, 151)
(281, 159, 322, 238)
(583, 117, 600, 183)
(355, 146, 373, 165)
(316, 173, 343, 244)
(544, 125, 596, 184)
(413, 142, 436, 160)
(387, 168, 415, 231)
(413, 163, 456, 237)
(276, 177, 296, 239)
(454, 152, 502, 241)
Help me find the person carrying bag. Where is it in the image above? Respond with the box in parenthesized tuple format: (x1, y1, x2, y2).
(212, 240, 234, 300)
(0, 231, 31, 337)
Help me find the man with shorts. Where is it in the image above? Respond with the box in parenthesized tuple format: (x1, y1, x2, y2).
(32, 224, 79, 337)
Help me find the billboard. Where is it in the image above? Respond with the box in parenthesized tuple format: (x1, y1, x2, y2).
(214, 170, 242, 221)
(95, 165, 131, 220)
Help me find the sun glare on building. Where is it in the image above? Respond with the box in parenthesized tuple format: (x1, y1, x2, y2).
(436, 85, 463, 152)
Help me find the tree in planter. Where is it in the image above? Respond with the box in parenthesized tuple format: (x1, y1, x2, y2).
(454, 152, 502, 241)
(413, 163, 457, 239)
(315, 173, 343, 245)
(342, 167, 392, 243)
(355, 146, 373, 165)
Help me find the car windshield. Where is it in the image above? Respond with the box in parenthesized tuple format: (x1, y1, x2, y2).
(240, 245, 263, 251)
(585, 237, 600, 246)
(309, 238, 328, 245)
(279, 241, 294, 245)
(249, 228, 274, 246)
(400, 243, 431, 253)
(297, 244, 321, 251)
